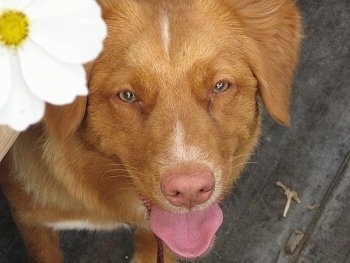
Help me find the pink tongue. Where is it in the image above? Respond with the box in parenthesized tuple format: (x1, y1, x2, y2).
(150, 204, 223, 259)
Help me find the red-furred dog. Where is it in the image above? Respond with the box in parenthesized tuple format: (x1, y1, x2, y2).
(0, 0, 301, 262)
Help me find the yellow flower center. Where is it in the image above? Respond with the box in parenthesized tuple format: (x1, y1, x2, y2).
(0, 10, 29, 48)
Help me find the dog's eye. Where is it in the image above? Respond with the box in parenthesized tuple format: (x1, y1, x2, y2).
(213, 81, 230, 94)
(119, 90, 137, 103)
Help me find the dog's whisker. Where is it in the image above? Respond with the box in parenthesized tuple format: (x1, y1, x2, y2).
(104, 163, 140, 172)
(247, 170, 271, 218)
(101, 170, 137, 180)
(231, 161, 262, 170)
(102, 168, 148, 177)
(230, 152, 253, 162)
(210, 248, 222, 259)
(102, 169, 138, 177)
(222, 189, 236, 197)
(102, 174, 138, 181)
(218, 200, 230, 212)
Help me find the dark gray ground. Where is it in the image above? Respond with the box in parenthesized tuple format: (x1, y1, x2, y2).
(1, 0, 349, 262)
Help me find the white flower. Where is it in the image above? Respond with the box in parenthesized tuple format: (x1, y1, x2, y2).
(0, 0, 107, 131)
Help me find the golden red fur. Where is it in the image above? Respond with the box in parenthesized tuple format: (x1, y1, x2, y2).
(0, 0, 301, 262)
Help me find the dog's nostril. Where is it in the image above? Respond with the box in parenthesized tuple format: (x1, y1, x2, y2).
(168, 191, 181, 198)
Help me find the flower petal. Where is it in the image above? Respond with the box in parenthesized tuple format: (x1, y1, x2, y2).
(0, 54, 45, 131)
(17, 0, 36, 10)
(24, 0, 101, 19)
(18, 40, 88, 105)
(1, 0, 19, 9)
(2, 0, 33, 9)
(25, 0, 106, 64)
(0, 47, 12, 109)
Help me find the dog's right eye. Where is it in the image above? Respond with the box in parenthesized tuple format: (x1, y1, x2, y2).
(213, 81, 230, 94)
(118, 90, 137, 103)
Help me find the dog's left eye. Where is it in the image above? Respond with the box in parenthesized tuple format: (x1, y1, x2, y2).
(118, 90, 137, 103)
(213, 81, 230, 94)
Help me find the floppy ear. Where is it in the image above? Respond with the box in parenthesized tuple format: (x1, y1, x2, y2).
(96, 0, 115, 16)
(43, 60, 96, 140)
(44, 96, 87, 140)
(237, 0, 301, 125)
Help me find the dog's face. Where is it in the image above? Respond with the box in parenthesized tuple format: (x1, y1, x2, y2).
(45, 0, 300, 259)
(87, 0, 260, 205)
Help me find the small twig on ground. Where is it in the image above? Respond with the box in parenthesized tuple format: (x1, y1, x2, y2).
(307, 203, 319, 210)
(276, 181, 301, 217)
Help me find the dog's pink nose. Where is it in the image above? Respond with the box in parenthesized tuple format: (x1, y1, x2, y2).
(161, 166, 215, 209)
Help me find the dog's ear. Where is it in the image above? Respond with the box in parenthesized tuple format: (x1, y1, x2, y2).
(96, 0, 115, 15)
(237, 0, 301, 125)
(44, 96, 87, 140)
(44, 61, 95, 140)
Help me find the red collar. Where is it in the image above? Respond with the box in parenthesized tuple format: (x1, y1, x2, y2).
(155, 234, 164, 263)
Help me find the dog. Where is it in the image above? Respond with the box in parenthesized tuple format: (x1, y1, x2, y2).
(0, 0, 301, 262)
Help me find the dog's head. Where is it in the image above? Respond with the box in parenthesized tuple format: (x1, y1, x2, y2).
(45, 0, 300, 259)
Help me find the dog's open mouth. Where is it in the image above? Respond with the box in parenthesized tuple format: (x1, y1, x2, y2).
(149, 203, 223, 259)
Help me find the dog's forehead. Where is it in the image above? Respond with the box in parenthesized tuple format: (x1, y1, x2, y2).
(104, 0, 243, 78)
